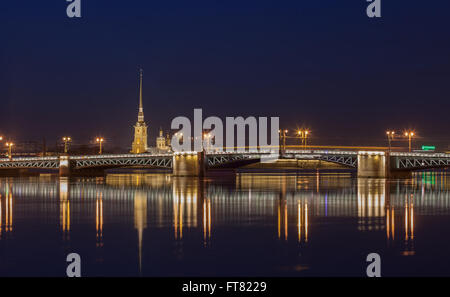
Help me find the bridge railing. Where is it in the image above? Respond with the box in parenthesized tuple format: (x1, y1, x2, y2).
(70, 153, 173, 160)
(391, 152, 450, 158)
(285, 149, 357, 155)
(205, 149, 275, 155)
(0, 156, 59, 162)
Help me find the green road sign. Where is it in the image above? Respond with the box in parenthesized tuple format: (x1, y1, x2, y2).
(422, 145, 436, 151)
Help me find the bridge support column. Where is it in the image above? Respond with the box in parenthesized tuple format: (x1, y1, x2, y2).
(357, 151, 387, 178)
(59, 155, 72, 177)
(172, 151, 205, 177)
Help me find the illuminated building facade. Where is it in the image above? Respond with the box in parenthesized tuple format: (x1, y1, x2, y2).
(156, 128, 171, 152)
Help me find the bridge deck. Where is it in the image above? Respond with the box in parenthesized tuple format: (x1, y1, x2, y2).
(0, 150, 449, 171)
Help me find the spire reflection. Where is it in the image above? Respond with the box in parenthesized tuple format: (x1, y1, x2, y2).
(134, 190, 147, 273)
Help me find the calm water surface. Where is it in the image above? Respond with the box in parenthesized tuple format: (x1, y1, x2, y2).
(1, 171, 450, 276)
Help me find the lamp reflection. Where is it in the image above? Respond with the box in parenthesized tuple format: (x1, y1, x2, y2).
(8, 191, 12, 233)
(297, 199, 309, 243)
(59, 178, 70, 240)
(203, 198, 211, 246)
(386, 205, 395, 241)
(0, 192, 13, 236)
(277, 196, 309, 243)
(0, 183, 14, 235)
(402, 194, 415, 256)
(277, 197, 288, 241)
(96, 191, 103, 247)
(357, 179, 386, 231)
(173, 178, 199, 241)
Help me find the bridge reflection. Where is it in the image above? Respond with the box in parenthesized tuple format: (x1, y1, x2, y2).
(1, 172, 450, 266)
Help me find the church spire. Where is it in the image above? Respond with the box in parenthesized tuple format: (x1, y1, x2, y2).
(138, 69, 144, 122)
(131, 68, 148, 154)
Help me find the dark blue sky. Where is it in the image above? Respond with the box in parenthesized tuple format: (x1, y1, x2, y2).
(1, 1, 449, 148)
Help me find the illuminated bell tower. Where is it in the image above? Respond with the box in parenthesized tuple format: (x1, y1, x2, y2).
(131, 69, 148, 154)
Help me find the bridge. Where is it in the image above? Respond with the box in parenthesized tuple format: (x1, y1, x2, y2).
(0, 152, 265, 177)
(0, 149, 449, 177)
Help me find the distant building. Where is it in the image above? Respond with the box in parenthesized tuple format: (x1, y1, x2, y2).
(131, 69, 148, 154)
(156, 127, 171, 152)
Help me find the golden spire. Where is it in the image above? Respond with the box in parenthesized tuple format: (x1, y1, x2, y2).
(138, 68, 144, 123)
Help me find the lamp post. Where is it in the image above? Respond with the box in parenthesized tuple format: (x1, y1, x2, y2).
(5, 142, 14, 160)
(297, 130, 310, 149)
(62, 137, 72, 154)
(386, 131, 395, 152)
(96, 137, 104, 155)
(279, 129, 288, 152)
(203, 132, 211, 152)
(176, 132, 183, 145)
(404, 131, 414, 152)
(174, 132, 184, 152)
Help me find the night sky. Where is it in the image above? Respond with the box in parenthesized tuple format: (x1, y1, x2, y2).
(1, 1, 449, 149)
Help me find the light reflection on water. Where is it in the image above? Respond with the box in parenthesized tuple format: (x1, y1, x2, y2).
(0, 171, 450, 276)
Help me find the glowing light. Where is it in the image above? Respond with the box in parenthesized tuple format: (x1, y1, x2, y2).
(358, 151, 385, 156)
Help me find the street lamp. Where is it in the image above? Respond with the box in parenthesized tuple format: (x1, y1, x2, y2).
(203, 132, 211, 152)
(174, 132, 184, 151)
(175, 132, 183, 143)
(297, 130, 310, 149)
(5, 142, 14, 160)
(62, 136, 72, 154)
(96, 137, 104, 155)
(386, 131, 395, 151)
(404, 131, 414, 152)
(279, 129, 288, 151)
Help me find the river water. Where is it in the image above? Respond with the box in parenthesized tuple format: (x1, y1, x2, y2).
(0, 171, 449, 276)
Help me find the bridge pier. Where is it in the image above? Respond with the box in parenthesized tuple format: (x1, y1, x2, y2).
(59, 155, 72, 177)
(172, 151, 205, 177)
(357, 151, 387, 178)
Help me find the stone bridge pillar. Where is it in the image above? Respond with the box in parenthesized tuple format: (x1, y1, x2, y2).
(173, 151, 205, 177)
(59, 155, 72, 177)
(357, 151, 387, 178)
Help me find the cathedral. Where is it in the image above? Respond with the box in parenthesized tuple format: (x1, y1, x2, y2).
(130, 69, 148, 154)
(156, 127, 171, 152)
